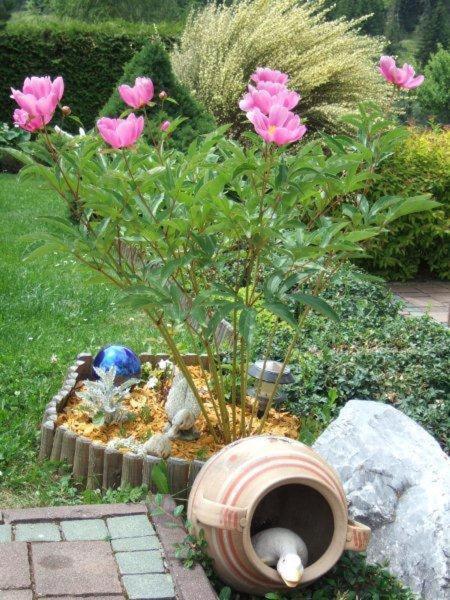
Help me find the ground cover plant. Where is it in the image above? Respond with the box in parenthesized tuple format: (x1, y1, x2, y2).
(253, 263, 450, 451)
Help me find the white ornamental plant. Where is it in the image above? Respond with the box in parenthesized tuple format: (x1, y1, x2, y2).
(77, 366, 139, 426)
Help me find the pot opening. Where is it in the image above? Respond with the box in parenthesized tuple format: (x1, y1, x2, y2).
(250, 483, 334, 567)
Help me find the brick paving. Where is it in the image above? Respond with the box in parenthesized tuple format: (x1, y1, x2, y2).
(389, 280, 450, 325)
(0, 501, 216, 600)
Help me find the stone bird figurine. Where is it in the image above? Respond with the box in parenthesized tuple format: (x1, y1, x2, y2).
(251, 527, 308, 588)
(164, 367, 201, 440)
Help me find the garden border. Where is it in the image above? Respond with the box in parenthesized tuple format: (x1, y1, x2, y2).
(39, 352, 207, 496)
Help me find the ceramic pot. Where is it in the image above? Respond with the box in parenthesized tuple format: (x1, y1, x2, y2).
(188, 435, 370, 595)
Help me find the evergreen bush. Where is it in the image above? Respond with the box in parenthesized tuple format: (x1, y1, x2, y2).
(100, 41, 215, 150)
(417, 46, 450, 123)
(364, 127, 450, 280)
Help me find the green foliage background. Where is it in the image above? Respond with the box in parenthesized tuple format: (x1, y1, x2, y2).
(100, 41, 215, 149)
(364, 128, 450, 281)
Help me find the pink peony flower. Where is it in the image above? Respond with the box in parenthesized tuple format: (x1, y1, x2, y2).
(251, 67, 289, 86)
(118, 77, 154, 109)
(97, 113, 144, 149)
(160, 120, 170, 132)
(239, 84, 300, 114)
(379, 56, 424, 89)
(247, 105, 307, 146)
(11, 76, 64, 121)
(13, 108, 52, 132)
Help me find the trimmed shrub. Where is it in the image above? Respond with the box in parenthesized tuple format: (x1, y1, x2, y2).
(100, 41, 215, 150)
(0, 20, 155, 128)
(172, 0, 388, 135)
(364, 128, 450, 280)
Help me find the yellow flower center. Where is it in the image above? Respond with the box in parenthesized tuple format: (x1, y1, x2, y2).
(268, 125, 277, 135)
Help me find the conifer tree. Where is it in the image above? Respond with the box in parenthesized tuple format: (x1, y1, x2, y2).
(417, 0, 450, 65)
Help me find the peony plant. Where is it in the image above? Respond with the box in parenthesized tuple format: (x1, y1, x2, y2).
(7, 62, 433, 444)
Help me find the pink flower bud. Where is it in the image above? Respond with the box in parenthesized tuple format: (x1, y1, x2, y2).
(160, 120, 170, 132)
(159, 91, 168, 100)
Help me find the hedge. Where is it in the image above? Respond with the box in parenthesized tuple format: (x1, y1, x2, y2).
(364, 127, 450, 281)
(0, 20, 155, 129)
(100, 41, 215, 150)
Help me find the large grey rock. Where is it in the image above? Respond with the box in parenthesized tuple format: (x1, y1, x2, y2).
(313, 400, 450, 599)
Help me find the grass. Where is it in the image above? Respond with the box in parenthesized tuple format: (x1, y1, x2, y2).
(0, 173, 164, 507)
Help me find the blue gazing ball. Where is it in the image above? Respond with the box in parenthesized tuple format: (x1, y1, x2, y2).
(92, 345, 141, 382)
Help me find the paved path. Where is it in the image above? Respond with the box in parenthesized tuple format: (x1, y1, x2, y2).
(0, 501, 216, 600)
(389, 281, 450, 325)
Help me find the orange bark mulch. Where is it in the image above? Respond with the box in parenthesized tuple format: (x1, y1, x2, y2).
(57, 366, 300, 461)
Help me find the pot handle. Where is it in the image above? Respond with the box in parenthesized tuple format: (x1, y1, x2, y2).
(345, 520, 371, 551)
(196, 495, 247, 532)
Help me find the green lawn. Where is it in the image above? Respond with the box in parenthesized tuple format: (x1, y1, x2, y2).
(0, 173, 164, 506)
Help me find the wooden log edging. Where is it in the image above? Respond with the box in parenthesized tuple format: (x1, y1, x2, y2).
(39, 352, 207, 497)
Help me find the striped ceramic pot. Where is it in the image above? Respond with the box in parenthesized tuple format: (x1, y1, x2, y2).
(187, 435, 370, 595)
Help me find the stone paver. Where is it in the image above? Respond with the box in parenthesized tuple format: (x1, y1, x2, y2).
(0, 542, 30, 589)
(32, 540, 122, 596)
(389, 280, 450, 325)
(61, 518, 109, 541)
(123, 573, 175, 600)
(3, 502, 147, 524)
(1, 502, 217, 600)
(0, 524, 12, 543)
(112, 536, 161, 552)
(15, 522, 60, 542)
(0, 591, 33, 600)
(39, 597, 125, 600)
(116, 550, 164, 575)
(107, 515, 155, 539)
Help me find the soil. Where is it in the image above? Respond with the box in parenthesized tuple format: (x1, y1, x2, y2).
(56, 366, 300, 461)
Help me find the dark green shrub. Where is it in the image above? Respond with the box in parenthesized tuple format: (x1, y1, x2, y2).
(253, 264, 450, 451)
(0, 20, 156, 129)
(50, 0, 197, 23)
(100, 41, 215, 150)
(364, 127, 450, 280)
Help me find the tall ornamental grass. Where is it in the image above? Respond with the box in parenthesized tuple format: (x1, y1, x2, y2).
(172, 0, 388, 134)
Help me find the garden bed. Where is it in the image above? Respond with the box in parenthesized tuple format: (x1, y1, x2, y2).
(39, 352, 299, 496)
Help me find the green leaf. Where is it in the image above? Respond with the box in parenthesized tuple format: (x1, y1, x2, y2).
(263, 301, 297, 327)
(239, 308, 255, 342)
(92, 412, 105, 426)
(386, 195, 440, 222)
(341, 228, 381, 243)
(291, 293, 339, 322)
(151, 461, 170, 494)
